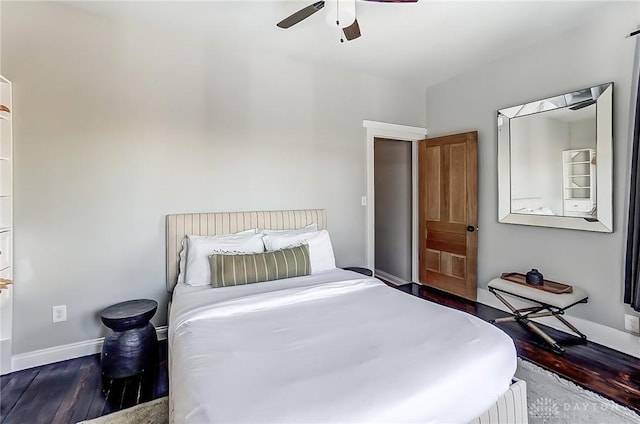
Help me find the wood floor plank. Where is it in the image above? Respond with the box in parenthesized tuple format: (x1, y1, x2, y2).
(67, 355, 106, 423)
(0, 367, 40, 419)
(51, 355, 99, 424)
(34, 360, 86, 424)
(84, 376, 110, 420)
(2, 360, 74, 424)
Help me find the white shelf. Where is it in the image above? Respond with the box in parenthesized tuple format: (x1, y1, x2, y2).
(0, 75, 13, 375)
(562, 148, 596, 217)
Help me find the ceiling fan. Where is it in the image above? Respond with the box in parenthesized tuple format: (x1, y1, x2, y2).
(276, 0, 418, 42)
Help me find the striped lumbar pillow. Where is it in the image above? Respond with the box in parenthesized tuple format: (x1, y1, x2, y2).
(208, 244, 311, 287)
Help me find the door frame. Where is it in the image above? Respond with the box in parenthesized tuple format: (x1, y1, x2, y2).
(363, 120, 427, 283)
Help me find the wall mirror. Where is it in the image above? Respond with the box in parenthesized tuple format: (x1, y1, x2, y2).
(498, 82, 613, 232)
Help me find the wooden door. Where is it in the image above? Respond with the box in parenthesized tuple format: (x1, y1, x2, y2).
(419, 132, 478, 300)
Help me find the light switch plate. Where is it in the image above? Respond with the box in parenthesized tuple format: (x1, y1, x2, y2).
(52, 305, 67, 323)
(624, 314, 639, 333)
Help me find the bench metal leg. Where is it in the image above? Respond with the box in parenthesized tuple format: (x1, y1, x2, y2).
(488, 288, 576, 353)
(555, 314, 588, 340)
(492, 312, 565, 352)
(522, 320, 565, 353)
(493, 316, 518, 324)
(490, 290, 520, 315)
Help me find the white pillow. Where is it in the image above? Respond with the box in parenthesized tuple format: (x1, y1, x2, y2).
(184, 231, 264, 286)
(261, 223, 318, 236)
(177, 229, 257, 285)
(262, 230, 336, 274)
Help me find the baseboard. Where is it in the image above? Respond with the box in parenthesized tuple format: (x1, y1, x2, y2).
(477, 288, 640, 359)
(375, 270, 412, 286)
(10, 325, 168, 373)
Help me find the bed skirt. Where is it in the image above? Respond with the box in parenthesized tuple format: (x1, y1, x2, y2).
(469, 379, 528, 424)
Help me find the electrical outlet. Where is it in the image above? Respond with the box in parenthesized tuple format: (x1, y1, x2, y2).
(52, 305, 67, 323)
(624, 314, 639, 333)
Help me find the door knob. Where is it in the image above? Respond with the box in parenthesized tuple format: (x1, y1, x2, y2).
(467, 226, 476, 232)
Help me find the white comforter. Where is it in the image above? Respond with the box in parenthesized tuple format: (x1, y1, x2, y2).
(169, 269, 516, 424)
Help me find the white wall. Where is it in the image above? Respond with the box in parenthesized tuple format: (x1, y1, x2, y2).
(1, 1, 426, 354)
(536, 117, 568, 214)
(510, 114, 569, 214)
(425, 1, 638, 331)
(570, 118, 597, 150)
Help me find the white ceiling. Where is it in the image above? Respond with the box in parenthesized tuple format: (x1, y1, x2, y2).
(65, 0, 617, 87)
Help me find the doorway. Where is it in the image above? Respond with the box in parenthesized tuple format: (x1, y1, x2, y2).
(363, 120, 427, 282)
(374, 138, 412, 284)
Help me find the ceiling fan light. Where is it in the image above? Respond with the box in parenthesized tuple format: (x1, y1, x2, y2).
(325, 0, 356, 28)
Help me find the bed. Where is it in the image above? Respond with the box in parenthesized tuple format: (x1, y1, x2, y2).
(166, 210, 527, 423)
(511, 197, 556, 216)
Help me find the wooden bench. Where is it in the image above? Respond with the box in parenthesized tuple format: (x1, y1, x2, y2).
(488, 277, 588, 353)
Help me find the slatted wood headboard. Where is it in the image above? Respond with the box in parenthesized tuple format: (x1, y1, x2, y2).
(165, 209, 327, 291)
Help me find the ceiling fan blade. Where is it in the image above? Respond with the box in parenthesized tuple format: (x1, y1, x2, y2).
(342, 19, 361, 41)
(277, 1, 325, 29)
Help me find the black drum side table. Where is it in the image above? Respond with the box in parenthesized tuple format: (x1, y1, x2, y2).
(101, 299, 158, 379)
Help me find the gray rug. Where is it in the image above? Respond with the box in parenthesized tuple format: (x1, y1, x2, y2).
(77, 397, 168, 424)
(515, 358, 640, 424)
(79, 359, 640, 424)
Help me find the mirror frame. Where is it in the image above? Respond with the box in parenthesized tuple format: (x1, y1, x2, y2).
(497, 82, 613, 232)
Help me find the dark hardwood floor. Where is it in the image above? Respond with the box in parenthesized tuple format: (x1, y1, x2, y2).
(0, 343, 168, 423)
(394, 283, 640, 414)
(1, 283, 639, 423)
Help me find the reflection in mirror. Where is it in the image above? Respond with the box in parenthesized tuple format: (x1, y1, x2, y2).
(510, 104, 596, 218)
(497, 83, 613, 232)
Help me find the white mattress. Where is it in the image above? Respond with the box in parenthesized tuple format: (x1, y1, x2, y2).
(169, 269, 517, 423)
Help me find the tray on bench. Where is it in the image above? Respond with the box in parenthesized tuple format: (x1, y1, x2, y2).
(500, 272, 573, 294)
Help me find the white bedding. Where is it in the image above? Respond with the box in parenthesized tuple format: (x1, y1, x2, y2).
(514, 206, 556, 216)
(169, 269, 517, 423)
